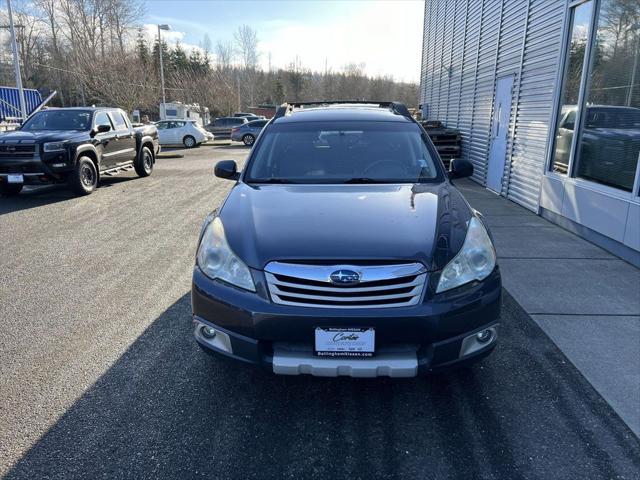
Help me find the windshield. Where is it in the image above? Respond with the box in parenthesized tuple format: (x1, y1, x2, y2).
(21, 110, 92, 131)
(245, 121, 442, 184)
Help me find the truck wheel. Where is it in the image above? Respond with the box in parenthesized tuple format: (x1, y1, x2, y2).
(242, 134, 255, 146)
(183, 135, 196, 148)
(0, 183, 23, 196)
(134, 146, 154, 177)
(70, 156, 98, 195)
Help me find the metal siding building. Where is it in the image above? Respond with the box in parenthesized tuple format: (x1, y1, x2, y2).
(420, 0, 640, 264)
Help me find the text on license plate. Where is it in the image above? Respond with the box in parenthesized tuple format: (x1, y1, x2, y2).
(314, 327, 375, 357)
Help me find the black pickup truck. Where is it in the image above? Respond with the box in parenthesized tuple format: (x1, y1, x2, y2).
(0, 107, 160, 196)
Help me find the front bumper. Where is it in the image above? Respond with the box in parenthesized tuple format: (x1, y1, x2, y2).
(0, 152, 69, 185)
(191, 267, 502, 377)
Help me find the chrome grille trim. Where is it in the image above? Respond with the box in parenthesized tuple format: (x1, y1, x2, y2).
(265, 262, 427, 309)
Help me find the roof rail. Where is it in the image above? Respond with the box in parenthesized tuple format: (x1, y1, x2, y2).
(273, 100, 414, 120)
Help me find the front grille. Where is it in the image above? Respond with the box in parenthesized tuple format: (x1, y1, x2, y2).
(265, 262, 427, 309)
(0, 163, 42, 174)
(0, 144, 36, 159)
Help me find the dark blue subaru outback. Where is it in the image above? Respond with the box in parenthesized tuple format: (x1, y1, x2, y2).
(192, 102, 501, 377)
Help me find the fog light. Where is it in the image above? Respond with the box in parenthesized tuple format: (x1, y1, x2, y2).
(476, 329, 493, 343)
(51, 163, 66, 168)
(201, 326, 217, 339)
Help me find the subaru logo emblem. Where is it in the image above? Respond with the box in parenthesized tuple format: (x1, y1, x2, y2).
(330, 269, 360, 285)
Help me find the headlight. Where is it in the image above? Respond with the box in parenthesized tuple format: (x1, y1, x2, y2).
(43, 141, 67, 152)
(436, 217, 496, 293)
(196, 217, 255, 291)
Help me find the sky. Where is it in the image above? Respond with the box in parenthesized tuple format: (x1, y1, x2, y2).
(145, 0, 425, 83)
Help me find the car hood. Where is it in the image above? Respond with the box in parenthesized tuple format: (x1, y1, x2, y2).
(0, 130, 86, 143)
(219, 182, 473, 271)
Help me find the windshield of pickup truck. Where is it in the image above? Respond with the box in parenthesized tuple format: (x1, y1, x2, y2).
(245, 122, 442, 184)
(21, 110, 92, 131)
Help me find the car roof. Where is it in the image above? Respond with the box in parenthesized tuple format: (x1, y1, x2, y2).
(272, 105, 412, 124)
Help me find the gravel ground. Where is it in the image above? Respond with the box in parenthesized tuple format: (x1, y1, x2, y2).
(0, 145, 638, 479)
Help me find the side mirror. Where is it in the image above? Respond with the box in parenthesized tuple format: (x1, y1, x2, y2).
(92, 124, 111, 136)
(215, 160, 240, 181)
(448, 159, 474, 179)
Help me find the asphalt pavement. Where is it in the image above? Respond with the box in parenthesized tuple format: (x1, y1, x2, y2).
(0, 145, 638, 479)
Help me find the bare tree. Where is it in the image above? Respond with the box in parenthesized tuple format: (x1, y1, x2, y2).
(234, 25, 259, 70)
(215, 40, 234, 70)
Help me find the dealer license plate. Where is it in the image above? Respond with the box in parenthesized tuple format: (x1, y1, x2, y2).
(314, 327, 375, 357)
(7, 174, 23, 184)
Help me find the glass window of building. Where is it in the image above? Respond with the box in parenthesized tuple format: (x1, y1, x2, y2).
(574, 0, 640, 192)
(550, 1, 593, 175)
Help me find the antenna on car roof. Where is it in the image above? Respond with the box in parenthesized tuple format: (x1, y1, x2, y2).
(273, 101, 414, 121)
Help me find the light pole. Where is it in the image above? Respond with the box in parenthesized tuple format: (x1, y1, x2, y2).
(157, 24, 170, 119)
(7, 0, 26, 120)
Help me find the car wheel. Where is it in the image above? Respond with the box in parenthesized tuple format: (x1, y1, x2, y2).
(242, 134, 255, 146)
(134, 146, 154, 177)
(183, 135, 196, 148)
(70, 156, 98, 195)
(0, 183, 23, 196)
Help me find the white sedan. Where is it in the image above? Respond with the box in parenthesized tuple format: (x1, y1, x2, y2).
(155, 120, 214, 148)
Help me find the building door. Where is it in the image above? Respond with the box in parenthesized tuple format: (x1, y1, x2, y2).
(486, 75, 514, 193)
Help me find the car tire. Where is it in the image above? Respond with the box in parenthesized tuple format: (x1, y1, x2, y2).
(0, 183, 23, 196)
(183, 135, 197, 148)
(134, 146, 154, 177)
(69, 156, 98, 195)
(242, 134, 255, 146)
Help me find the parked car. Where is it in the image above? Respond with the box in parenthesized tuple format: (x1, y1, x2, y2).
(155, 119, 213, 148)
(0, 107, 159, 196)
(235, 113, 266, 122)
(231, 119, 268, 146)
(553, 105, 640, 189)
(204, 117, 248, 138)
(192, 101, 501, 378)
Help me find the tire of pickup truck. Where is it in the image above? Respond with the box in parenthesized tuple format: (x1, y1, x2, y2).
(0, 183, 23, 196)
(134, 146, 154, 177)
(183, 135, 197, 148)
(69, 156, 98, 195)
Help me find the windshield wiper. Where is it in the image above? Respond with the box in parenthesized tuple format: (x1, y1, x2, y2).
(343, 177, 396, 184)
(247, 178, 299, 184)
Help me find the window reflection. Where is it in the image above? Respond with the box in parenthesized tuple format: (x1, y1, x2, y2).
(550, 1, 593, 175)
(575, 0, 640, 192)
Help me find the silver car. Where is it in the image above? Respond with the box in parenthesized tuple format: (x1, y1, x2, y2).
(230, 119, 268, 146)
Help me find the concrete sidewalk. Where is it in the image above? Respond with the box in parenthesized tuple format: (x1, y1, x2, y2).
(456, 178, 640, 437)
